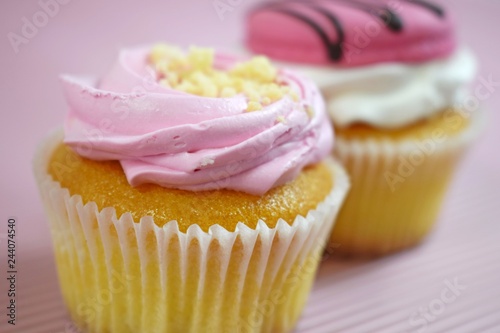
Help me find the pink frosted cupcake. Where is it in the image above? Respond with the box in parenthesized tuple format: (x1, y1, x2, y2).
(34, 44, 350, 332)
(246, 0, 483, 256)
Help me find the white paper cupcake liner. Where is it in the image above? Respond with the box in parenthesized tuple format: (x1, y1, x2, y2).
(330, 112, 484, 256)
(34, 129, 349, 333)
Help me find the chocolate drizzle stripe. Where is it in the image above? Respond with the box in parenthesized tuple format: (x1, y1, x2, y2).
(296, 2, 346, 59)
(307, 3, 345, 41)
(269, 8, 344, 61)
(404, 0, 445, 17)
(320, 0, 403, 31)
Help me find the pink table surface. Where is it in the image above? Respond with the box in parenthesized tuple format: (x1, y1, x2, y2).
(1, 0, 499, 332)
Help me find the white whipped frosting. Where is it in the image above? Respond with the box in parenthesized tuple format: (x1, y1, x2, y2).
(292, 48, 477, 129)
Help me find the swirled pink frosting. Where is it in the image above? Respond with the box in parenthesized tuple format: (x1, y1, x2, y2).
(61, 47, 333, 195)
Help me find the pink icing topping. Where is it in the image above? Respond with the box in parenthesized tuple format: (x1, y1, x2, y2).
(246, 0, 456, 66)
(61, 47, 333, 195)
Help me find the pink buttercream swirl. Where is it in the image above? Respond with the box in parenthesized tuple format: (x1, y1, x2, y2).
(61, 47, 333, 195)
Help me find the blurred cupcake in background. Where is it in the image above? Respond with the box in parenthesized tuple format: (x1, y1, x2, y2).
(34, 44, 349, 332)
(246, 0, 483, 256)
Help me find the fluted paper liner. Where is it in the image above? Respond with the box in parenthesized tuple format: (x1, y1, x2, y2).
(34, 130, 349, 333)
(331, 112, 484, 256)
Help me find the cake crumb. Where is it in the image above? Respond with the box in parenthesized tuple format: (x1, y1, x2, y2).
(305, 105, 314, 118)
(149, 43, 299, 111)
(247, 101, 263, 112)
(200, 157, 215, 167)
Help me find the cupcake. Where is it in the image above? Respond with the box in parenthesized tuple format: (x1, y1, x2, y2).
(246, 0, 483, 256)
(34, 44, 349, 332)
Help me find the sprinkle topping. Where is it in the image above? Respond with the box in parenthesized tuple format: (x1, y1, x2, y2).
(149, 44, 298, 111)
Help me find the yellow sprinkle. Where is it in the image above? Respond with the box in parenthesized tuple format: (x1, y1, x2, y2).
(231, 77, 245, 91)
(176, 81, 200, 95)
(305, 105, 314, 118)
(201, 83, 218, 97)
(290, 91, 300, 102)
(247, 101, 262, 112)
(220, 87, 237, 97)
(149, 43, 299, 111)
(166, 73, 179, 86)
(169, 57, 190, 72)
(276, 115, 286, 123)
(150, 44, 184, 63)
(263, 83, 284, 101)
(212, 71, 232, 88)
(230, 56, 277, 83)
(188, 46, 214, 71)
(189, 71, 211, 86)
(243, 84, 260, 102)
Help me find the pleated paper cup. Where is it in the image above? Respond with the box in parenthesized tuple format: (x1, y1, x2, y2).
(331, 112, 484, 256)
(34, 130, 349, 333)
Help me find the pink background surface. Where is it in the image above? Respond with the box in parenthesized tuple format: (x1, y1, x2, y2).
(1, 0, 499, 332)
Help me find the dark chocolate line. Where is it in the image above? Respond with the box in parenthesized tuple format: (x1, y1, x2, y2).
(306, 3, 345, 41)
(296, 2, 346, 59)
(269, 8, 344, 61)
(320, 0, 403, 31)
(403, 0, 445, 17)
